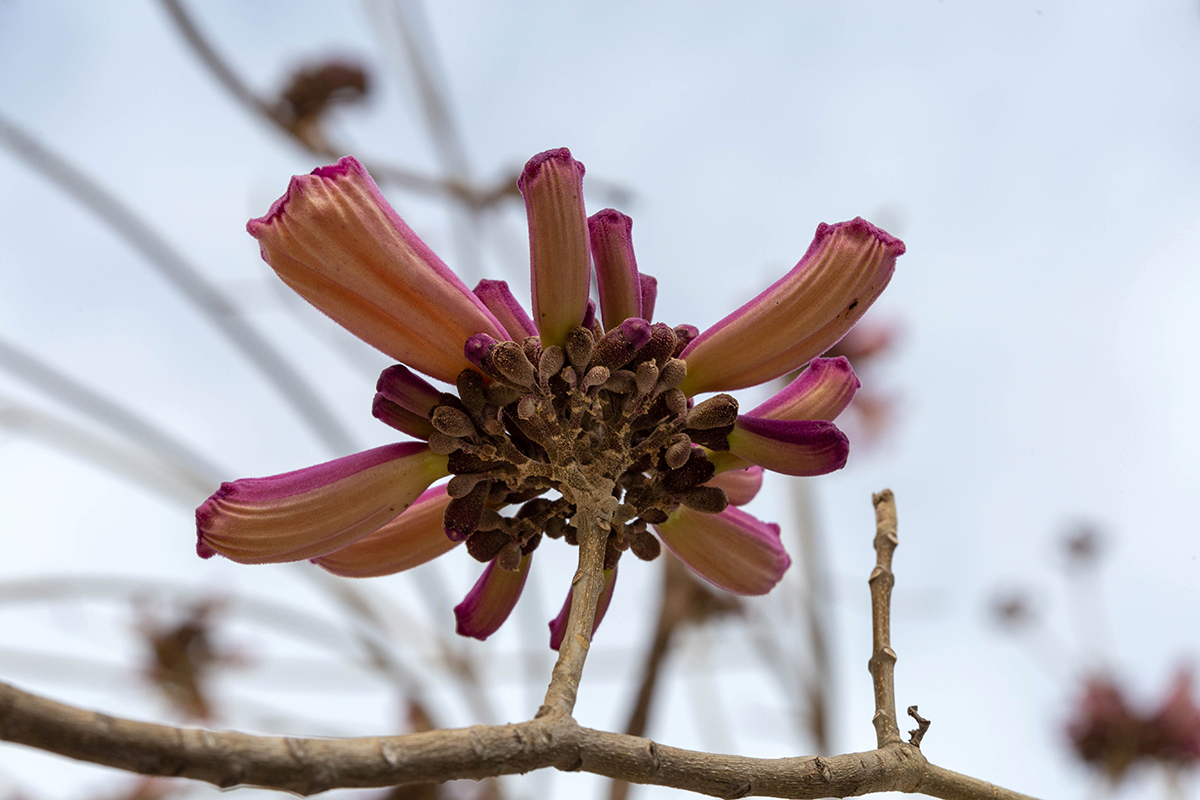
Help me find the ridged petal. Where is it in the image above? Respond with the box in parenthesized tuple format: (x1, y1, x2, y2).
(313, 485, 457, 577)
(703, 466, 764, 506)
(454, 554, 532, 640)
(371, 394, 435, 440)
(519, 149, 591, 347)
(547, 566, 618, 651)
(639, 274, 658, 323)
(727, 416, 849, 476)
(680, 218, 904, 395)
(196, 443, 449, 564)
(376, 364, 442, 417)
(749, 357, 860, 421)
(473, 279, 537, 340)
(654, 506, 790, 595)
(588, 209, 641, 331)
(247, 157, 508, 383)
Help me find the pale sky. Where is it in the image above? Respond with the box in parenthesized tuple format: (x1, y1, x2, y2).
(2, 2, 1200, 799)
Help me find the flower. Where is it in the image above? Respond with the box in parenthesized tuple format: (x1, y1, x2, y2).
(197, 149, 904, 645)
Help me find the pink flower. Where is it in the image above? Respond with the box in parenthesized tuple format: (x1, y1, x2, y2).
(197, 149, 903, 645)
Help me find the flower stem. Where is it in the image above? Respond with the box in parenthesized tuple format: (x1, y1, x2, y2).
(538, 487, 613, 719)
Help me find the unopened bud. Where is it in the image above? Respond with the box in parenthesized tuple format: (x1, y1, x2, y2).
(491, 341, 536, 387)
(590, 318, 652, 371)
(629, 528, 662, 561)
(663, 388, 687, 417)
(582, 365, 610, 390)
(431, 406, 475, 438)
(539, 345, 565, 385)
(685, 394, 738, 430)
(496, 541, 523, 572)
(565, 327, 594, 372)
(635, 361, 659, 396)
(656, 359, 687, 392)
(664, 434, 693, 469)
(680, 486, 729, 514)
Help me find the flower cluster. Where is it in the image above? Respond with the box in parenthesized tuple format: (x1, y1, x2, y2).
(1068, 670, 1200, 780)
(196, 148, 904, 645)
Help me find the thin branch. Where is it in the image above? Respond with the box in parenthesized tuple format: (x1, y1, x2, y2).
(0, 335, 226, 483)
(0, 490, 1044, 799)
(868, 488, 901, 747)
(0, 393, 211, 505)
(0, 114, 359, 455)
(157, 0, 519, 208)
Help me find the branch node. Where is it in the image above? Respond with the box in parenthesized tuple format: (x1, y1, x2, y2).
(727, 780, 754, 799)
(814, 755, 834, 782)
(907, 705, 931, 748)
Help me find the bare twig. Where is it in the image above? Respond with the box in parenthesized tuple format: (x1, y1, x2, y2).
(157, 0, 518, 208)
(907, 706, 930, 748)
(868, 488, 901, 747)
(0, 115, 358, 455)
(0, 393, 211, 505)
(0, 335, 226, 483)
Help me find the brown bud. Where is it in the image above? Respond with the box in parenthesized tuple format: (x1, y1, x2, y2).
(582, 365, 610, 390)
(427, 431, 463, 455)
(685, 394, 739, 430)
(466, 529, 510, 562)
(447, 472, 489, 499)
(662, 449, 715, 494)
(663, 388, 687, 417)
(456, 369, 487, 415)
(431, 406, 475, 438)
(604, 369, 638, 394)
(444, 480, 491, 541)
(544, 517, 568, 539)
(496, 541, 523, 572)
(629, 528, 662, 561)
(635, 361, 659, 396)
(539, 345, 566, 385)
(664, 434, 693, 470)
(517, 393, 539, 420)
(656, 358, 687, 392)
(680, 486, 729, 514)
(565, 327, 594, 372)
(491, 341, 536, 387)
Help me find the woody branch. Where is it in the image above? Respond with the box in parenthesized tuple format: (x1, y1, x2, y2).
(0, 490, 1040, 800)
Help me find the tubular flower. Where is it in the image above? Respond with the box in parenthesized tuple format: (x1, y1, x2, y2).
(197, 148, 903, 645)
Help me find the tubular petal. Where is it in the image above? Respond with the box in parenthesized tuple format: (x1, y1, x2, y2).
(473, 279, 537, 340)
(519, 149, 591, 347)
(247, 157, 508, 383)
(703, 466, 764, 506)
(454, 554, 532, 640)
(313, 485, 457, 577)
(371, 393, 436, 440)
(749, 357, 860, 421)
(679, 218, 904, 395)
(639, 274, 658, 323)
(654, 506, 790, 595)
(376, 364, 442, 417)
(547, 566, 618, 651)
(196, 443, 449, 564)
(727, 416, 849, 477)
(589, 209, 641, 331)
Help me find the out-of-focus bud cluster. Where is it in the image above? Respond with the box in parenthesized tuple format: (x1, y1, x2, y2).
(275, 60, 370, 146)
(1067, 669, 1200, 781)
(138, 601, 228, 721)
